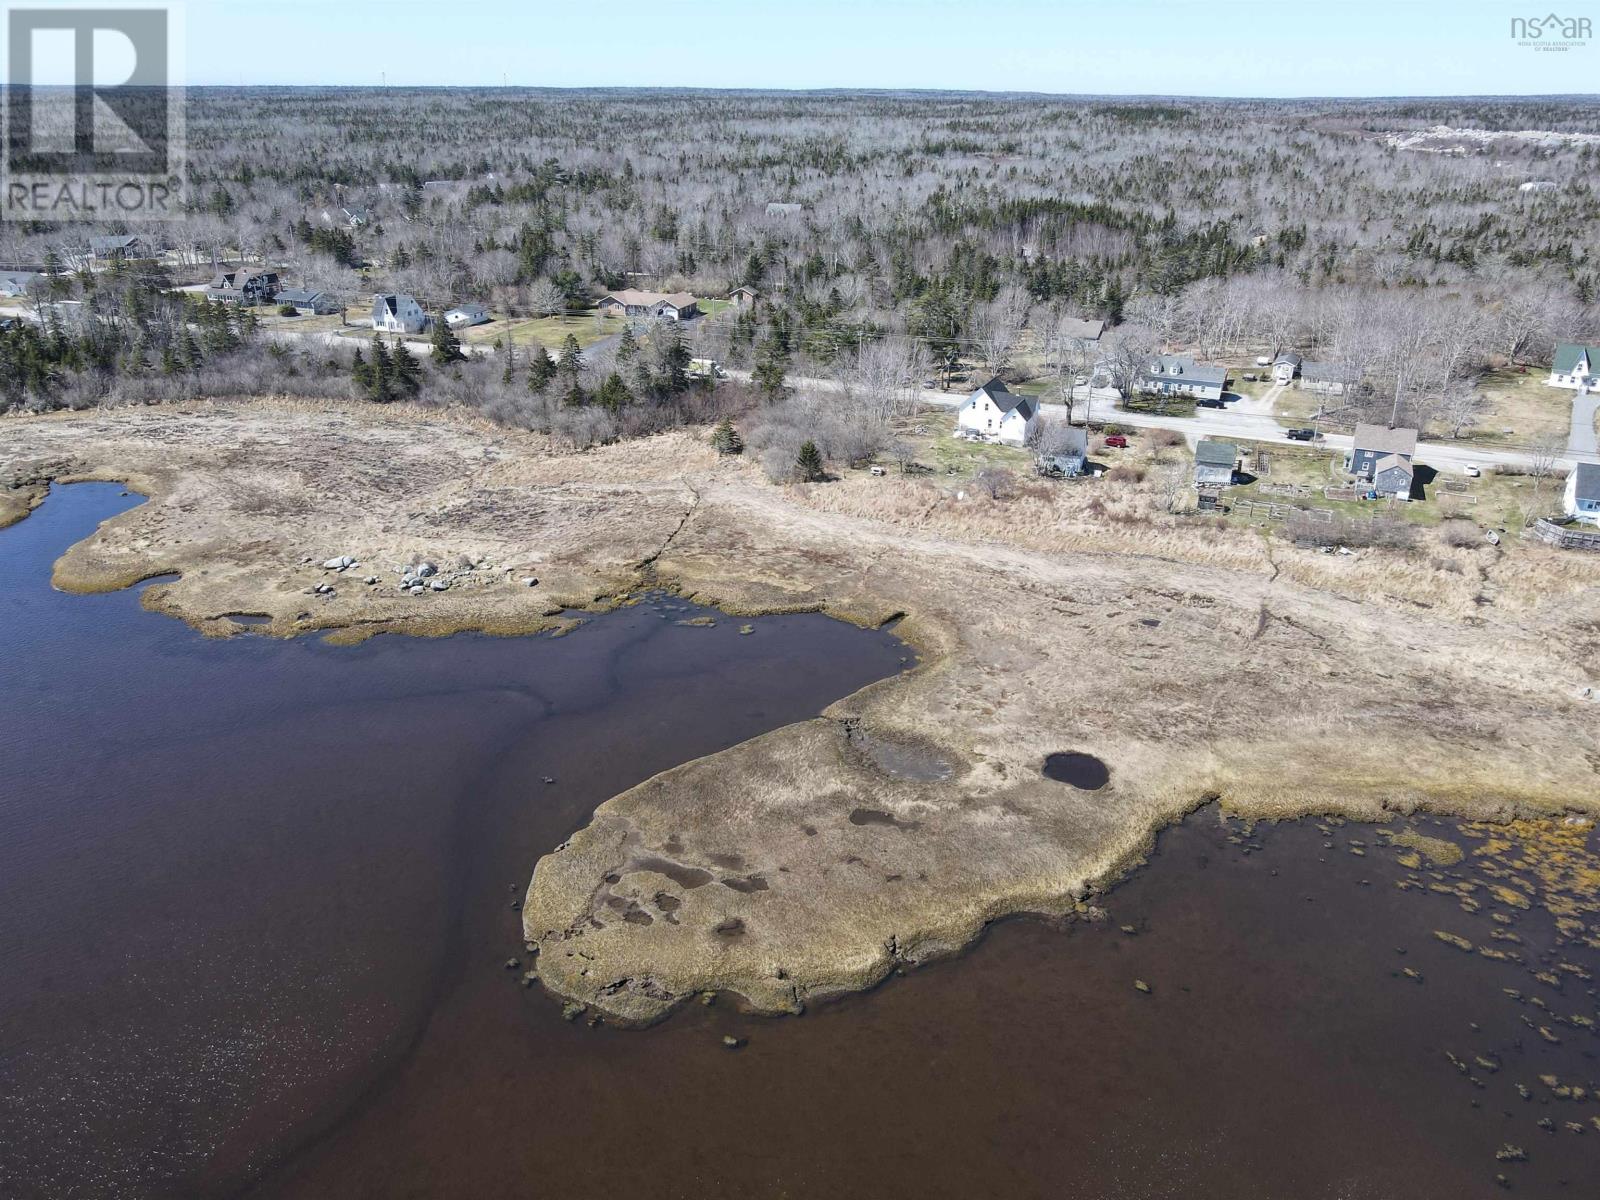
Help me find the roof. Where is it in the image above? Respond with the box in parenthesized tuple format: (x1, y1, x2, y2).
(1301, 360, 1358, 384)
(968, 377, 1037, 419)
(1351, 423, 1418, 458)
(276, 288, 326, 305)
(446, 302, 488, 315)
(1571, 462, 1600, 503)
(1273, 352, 1303, 367)
(1057, 317, 1104, 342)
(90, 234, 144, 254)
(765, 202, 804, 215)
(730, 286, 761, 297)
(0, 270, 40, 290)
(1553, 343, 1599, 373)
(1372, 453, 1415, 478)
(602, 289, 697, 310)
(1194, 440, 1237, 467)
(1145, 355, 1227, 387)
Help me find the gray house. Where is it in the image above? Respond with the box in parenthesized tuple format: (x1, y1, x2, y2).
(275, 288, 338, 315)
(1300, 361, 1359, 396)
(207, 268, 280, 305)
(1035, 426, 1090, 478)
(1141, 355, 1227, 403)
(1058, 317, 1105, 345)
(1194, 439, 1238, 487)
(89, 234, 151, 260)
(1348, 423, 1417, 484)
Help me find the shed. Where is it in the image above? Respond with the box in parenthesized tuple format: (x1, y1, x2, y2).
(1194, 439, 1238, 487)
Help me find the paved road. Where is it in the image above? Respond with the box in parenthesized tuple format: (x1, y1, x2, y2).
(747, 371, 1583, 476)
(1568, 390, 1599, 459)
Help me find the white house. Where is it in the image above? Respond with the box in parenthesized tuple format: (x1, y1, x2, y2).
(956, 378, 1039, 447)
(1548, 343, 1598, 392)
(0, 270, 41, 297)
(1271, 352, 1302, 383)
(371, 293, 426, 334)
(1566, 462, 1600, 525)
(444, 302, 490, 329)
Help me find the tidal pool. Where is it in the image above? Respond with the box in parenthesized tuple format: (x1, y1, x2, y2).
(2, 483, 1596, 1200)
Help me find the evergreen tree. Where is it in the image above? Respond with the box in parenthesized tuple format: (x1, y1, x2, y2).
(501, 337, 518, 385)
(556, 333, 583, 379)
(796, 439, 824, 482)
(351, 346, 371, 391)
(653, 325, 691, 398)
(562, 378, 588, 408)
(752, 330, 789, 402)
(527, 344, 557, 391)
(368, 338, 395, 402)
(596, 372, 631, 413)
(430, 314, 465, 364)
(711, 417, 743, 456)
(392, 342, 422, 394)
(615, 326, 638, 365)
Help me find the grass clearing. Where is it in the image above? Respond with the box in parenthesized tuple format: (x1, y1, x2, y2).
(1466, 368, 1570, 443)
(459, 312, 623, 350)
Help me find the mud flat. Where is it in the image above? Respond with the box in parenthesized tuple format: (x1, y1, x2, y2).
(4, 399, 1598, 1025)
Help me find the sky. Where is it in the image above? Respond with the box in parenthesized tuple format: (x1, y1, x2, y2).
(9, 0, 1600, 96)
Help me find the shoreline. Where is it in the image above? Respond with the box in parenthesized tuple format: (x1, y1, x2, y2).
(5, 399, 1598, 1026)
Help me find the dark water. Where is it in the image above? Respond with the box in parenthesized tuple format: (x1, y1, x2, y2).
(3, 484, 1598, 1200)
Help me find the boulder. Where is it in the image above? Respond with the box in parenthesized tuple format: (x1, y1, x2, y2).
(415, 561, 438, 578)
(430, 579, 450, 592)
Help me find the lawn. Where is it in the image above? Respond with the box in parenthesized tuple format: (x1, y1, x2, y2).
(1220, 443, 1544, 531)
(904, 422, 1035, 481)
(1461, 367, 1570, 444)
(458, 311, 624, 350)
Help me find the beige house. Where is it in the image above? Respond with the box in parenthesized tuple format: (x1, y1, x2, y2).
(598, 290, 700, 321)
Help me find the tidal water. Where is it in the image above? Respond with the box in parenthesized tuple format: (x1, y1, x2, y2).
(2, 483, 1596, 1200)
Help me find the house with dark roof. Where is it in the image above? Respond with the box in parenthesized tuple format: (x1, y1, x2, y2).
(89, 234, 152, 260)
(1271, 352, 1303, 383)
(0, 270, 41, 297)
(956, 377, 1039, 447)
(371, 293, 427, 334)
(1565, 462, 1600, 525)
(1299, 360, 1359, 396)
(1548, 343, 1599, 392)
(1348, 423, 1418, 497)
(1194, 439, 1238, 487)
(1140, 355, 1227, 403)
(729, 286, 762, 309)
(276, 288, 339, 315)
(207, 267, 279, 306)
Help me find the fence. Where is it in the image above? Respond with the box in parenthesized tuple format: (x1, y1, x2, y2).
(1527, 518, 1600, 552)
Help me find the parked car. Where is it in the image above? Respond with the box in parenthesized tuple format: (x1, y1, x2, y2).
(1254, 355, 1272, 367)
(1104, 434, 1129, 448)
(1462, 463, 1481, 478)
(1286, 428, 1320, 441)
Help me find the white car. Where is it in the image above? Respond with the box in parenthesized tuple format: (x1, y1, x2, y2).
(1462, 463, 1481, 478)
(1254, 355, 1272, 366)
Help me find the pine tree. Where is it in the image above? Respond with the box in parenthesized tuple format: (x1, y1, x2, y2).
(430, 314, 465, 364)
(527, 344, 557, 391)
(557, 333, 583, 379)
(796, 439, 824, 482)
(752, 330, 789, 402)
(711, 417, 743, 456)
(615, 326, 638, 365)
(351, 346, 371, 391)
(393, 342, 422, 394)
(562, 378, 588, 409)
(596, 372, 631, 413)
(654, 325, 691, 398)
(368, 338, 395, 402)
(501, 336, 518, 385)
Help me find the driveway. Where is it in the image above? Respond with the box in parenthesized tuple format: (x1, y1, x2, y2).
(1568, 390, 1599, 460)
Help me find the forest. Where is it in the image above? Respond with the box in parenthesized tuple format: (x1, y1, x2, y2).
(2, 89, 1598, 464)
